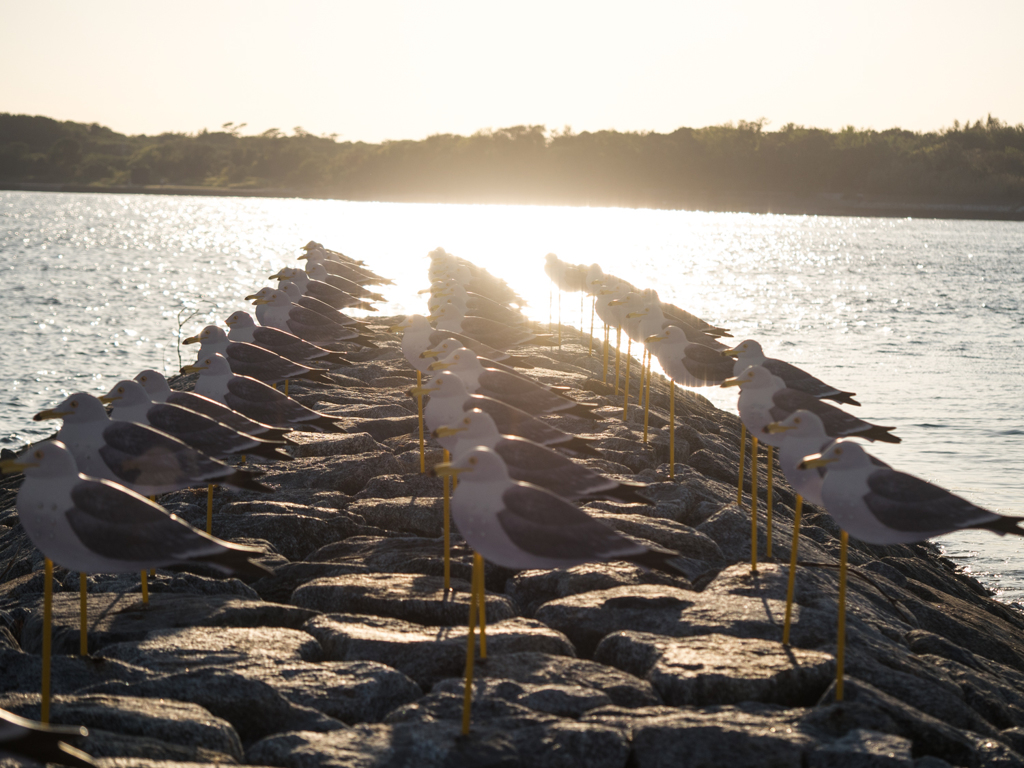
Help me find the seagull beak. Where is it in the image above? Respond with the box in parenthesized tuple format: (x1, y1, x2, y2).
(427, 313, 440, 322)
(428, 360, 452, 371)
(297, 254, 309, 261)
(182, 335, 199, 345)
(407, 385, 440, 397)
(269, 271, 285, 280)
(625, 311, 647, 318)
(33, 408, 70, 421)
(721, 347, 740, 358)
(181, 364, 205, 374)
(799, 453, 836, 470)
(720, 377, 743, 388)
(764, 422, 793, 435)
(420, 348, 443, 359)
(225, 318, 235, 326)
(433, 426, 465, 438)
(98, 394, 119, 404)
(608, 298, 627, 306)
(645, 334, 666, 343)
(0, 457, 35, 474)
(417, 288, 432, 295)
(433, 462, 464, 479)
(244, 294, 259, 300)
(252, 298, 270, 306)
(388, 323, 410, 332)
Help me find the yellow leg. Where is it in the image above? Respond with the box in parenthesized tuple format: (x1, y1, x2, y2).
(783, 495, 803, 646)
(669, 382, 676, 479)
(588, 298, 595, 357)
(272, 382, 278, 391)
(737, 424, 747, 508)
(206, 484, 214, 534)
(141, 570, 149, 605)
(79, 573, 88, 656)
(643, 353, 651, 444)
(443, 449, 451, 591)
(557, 289, 562, 350)
(622, 338, 632, 420)
(602, 324, 610, 383)
(462, 553, 480, 735)
(613, 326, 621, 395)
(751, 437, 759, 573)
(416, 371, 425, 474)
(475, 553, 487, 659)
(284, 379, 289, 396)
(837, 530, 848, 701)
(42, 559, 53, 723)
(766, 446, 774, 559)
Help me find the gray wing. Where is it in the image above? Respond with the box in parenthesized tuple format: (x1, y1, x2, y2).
(479, 370, 576, 413)
(496, 484, 644, 560)
(226, 342, 313, 381)
(146, 403, 260, 457)
(863, 469, 999, 532)
(763, 358, 845, 399)
(496, 436, 613, 498)
(680, 347, 735, 385)
(467, 395, 573, 446)
(66, 480, 224, 562)
(98, 421, 232, 486)
(770, 389, 871, 436)
(166, 392, 271, 434)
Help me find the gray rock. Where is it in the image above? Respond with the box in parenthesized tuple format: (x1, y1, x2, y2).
(534, 584, 695, 657)
(290, 573, 516, 626)
(289, 432, 386, 458)
(0, 648, 151, 695)
(21, 594, 317, 656)
(0, 693, 243, 762)
(250, 562, 369, 604)
(305, 614, 575, 688)
(432, 677, 613, 718)
(509, 722, 631, 768)
(81, 670, 345, 746)
(353, 474, 443, 500)
(342, 497, 445, 538)
(342, 416, 420, 442)
(808, 728, 913, 767)
(205, 512, 357, 562)
(246, 722, 519, 768)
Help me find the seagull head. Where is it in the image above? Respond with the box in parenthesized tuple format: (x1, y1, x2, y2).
(765, 410, 827, 438)
(246, 287, 275, 305)
(225, 311, 254, 328)
(182, 353, 231, 377)
(799, 440, 869, 471)
(721, 365, 775, 390)
(722, 339, 763, 361)
(34, 393, 108, 424)
(270, 267, 300, 281)
(420, 338, 461, 360)
(428, 347, 477, 372)
(100, 380, 152, 409)
(134, 370, 172, 399)
(435, 445, 510, 485)
(0, 440, 78, 478)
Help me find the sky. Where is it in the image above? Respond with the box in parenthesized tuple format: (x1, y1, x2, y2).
(2, 0, 1023, 143)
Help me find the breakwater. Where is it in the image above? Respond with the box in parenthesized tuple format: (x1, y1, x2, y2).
(2, 320, 1023, 767)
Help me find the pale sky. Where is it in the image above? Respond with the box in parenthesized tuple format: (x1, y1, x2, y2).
(3, 0, 1022, 142)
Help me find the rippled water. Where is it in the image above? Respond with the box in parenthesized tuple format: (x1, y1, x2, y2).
(2, 192, 1022, 598)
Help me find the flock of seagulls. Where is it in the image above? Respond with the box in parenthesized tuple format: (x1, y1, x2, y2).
(1, 240, 1020, 756)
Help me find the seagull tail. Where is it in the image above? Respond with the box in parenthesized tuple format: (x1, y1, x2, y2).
(310, 415, 347, 433)
(863, 425, 901, 444)
(245, 442, 295, 462)
(318, 352, 353, 366)
(623, 547, 687, 576)
(196, 546, 275, 578)
(499, 355, 535, 369)
(556, 436, 602, 458)
(298, 369, 335, 385)
(822, 391, 861, 407)
(587, 482, 654, 505)
(564, 403, 606, 421)
(352, 335, 380, 349)
(219, 471, 272, 492)
(977, 516, 1024, 536)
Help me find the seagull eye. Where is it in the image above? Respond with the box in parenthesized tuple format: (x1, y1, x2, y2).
(469, 457, 478, 465)
(70, 401, 78, 408)
(794, 418, 801, 424)
(34, 450, 43, 459)
(118, 387, 124, 393)
(835, 448, 843, 455)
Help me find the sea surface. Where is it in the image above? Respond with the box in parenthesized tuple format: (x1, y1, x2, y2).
(1, 191, 1022, 600)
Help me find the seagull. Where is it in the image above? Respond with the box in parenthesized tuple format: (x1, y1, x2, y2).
(801, 441, 1023, 545)
(134, 369, 296, 442)
(101, 380, 292, 462)
(435, 409, 650, 504)
(0, 441, 271, 576)
(724, 339, 860, 406)
(721, 365, 900, 444)
(224, 311, 352, 368)
(271, 266, 381, 309)
(429, 347, 603, 420)
(544, 253, 588, 293)
(416, 371, 601, 457)
(646, 327, 735, 387)
(183, 326, 333, 386)
(431, 304, 551, 350)
(33, 394, 270, 496)
(249, 288, 375, 347)
(183, 354, 346, 433)
(276, 282, 373, 331)
(391, 315, 535, 373)
(299, 248, 393, 286)
(0, 706, 95, 768)
(427, 291, 529, 329)
(436, 447, 680, 571)
(763, 410, 841, 506)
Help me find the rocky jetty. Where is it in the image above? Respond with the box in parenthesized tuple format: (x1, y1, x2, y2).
(3, 319, 1024, 768)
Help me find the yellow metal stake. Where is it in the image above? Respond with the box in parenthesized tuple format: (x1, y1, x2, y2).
(461, 553, 480, 735)
(737, 424, 747, 508)
(836, 531, 849, 701)
(622, 338, 632, 420)
(588, 298, 595, 357)
(613, 326, 622, 395)
(475, 553, 487, 658)
(782, 494, 803, 646)
(750, 437, 759, 573)
(206, 484, 214, 534)
(141, 570, 149, 605)
(79, 573, 87, 656)
(643, 353, 651, 443)
(602, 324, 610, 383)
(669, 382, 676, 479)
(416, 371, 425, 474)
(766, 446, 774, 559)
(41, 559, 53, 723)
(443, 449, 451, 591)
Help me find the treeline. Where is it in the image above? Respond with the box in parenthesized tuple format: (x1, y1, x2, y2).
(2, 113, 1024, 208)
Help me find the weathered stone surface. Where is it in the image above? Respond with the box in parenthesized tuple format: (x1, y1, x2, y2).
(807, 728, 913, 768)
(341, 498, 444, 538)
(21, 594, 317, 656)
(290, 573, 516, 626)
(340, 416, 420, 442)
(432, 677, 613, 718)
(250, 563, 369, 604)
(204, 513, 356, 562)
(534, 585, 695, 657)
(81, 670, 344, 746)
(305, 614, 575, 688)
(0, 648, 150, 695)
(353, 473, 443, 500)
(246, 722, 519, 768)
(289, 432, 386, 458)
(0, 693, 244, 762)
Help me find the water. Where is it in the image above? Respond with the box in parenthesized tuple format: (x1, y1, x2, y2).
(2, 192, 1022, 598)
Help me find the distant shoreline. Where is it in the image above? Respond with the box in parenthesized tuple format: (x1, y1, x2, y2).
(3, 181, 1023, 222)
